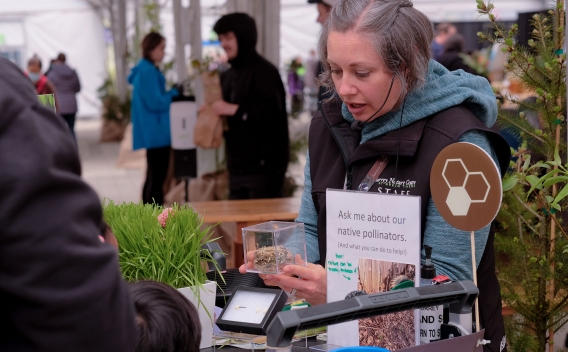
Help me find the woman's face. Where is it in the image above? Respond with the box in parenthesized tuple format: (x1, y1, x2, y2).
(150, 39, 166, 63)
(327, 30, 402, 122)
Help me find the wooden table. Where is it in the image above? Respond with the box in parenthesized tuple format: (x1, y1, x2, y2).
(190, 197, 301, 268)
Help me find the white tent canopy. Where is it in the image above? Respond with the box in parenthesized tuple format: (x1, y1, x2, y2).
(0, 0, 107, 118)
(414, 0, 546, 22)
(0, 0, 547, 118)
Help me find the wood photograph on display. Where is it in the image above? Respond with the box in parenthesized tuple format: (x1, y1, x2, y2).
(358, 258, 416, 350)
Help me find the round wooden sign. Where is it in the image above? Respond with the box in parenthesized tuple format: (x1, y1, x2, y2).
(430, 142, 502, 231)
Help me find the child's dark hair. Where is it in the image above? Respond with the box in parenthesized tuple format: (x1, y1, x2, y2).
(129, 281, 202, 352)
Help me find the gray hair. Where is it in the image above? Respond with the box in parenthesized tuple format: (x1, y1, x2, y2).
(318, 0, 434, 104)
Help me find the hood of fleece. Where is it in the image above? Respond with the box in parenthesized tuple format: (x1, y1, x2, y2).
(342, 60, 498, 144)
(128, 58, 156, 84)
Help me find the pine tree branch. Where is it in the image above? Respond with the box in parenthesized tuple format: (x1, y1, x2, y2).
(513, 216, 533, 282)
(514, 306, 539, 324)
(551, 295, 568, 316)
(542, 97, 557, 135)
(553, 312, 568, 333)
(533, 192, 568, 241)
(512, 318, 537, 330)
(546, 296, 568, 332)
(513, 98, 540, 112)
(498, 110, 547, 144)
(513, 209, 542, 235)
(513, 191, 545, 220)
(508, 46, 552, 88)
(533, 14, 549, 48)
(511, 57, 549, 89)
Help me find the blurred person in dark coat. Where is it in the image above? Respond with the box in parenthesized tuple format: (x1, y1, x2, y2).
(307, 0, 337, 108)
(209, 13, 289, 200)
(431, 23, 456, 61)
(47, 52, 81, 139)
(288, 57, 305, 118)
(437, 33, 476, 74)
(0, 56, 135, 352)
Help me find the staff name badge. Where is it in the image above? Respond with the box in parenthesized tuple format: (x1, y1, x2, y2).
(326, 189, 421, 348)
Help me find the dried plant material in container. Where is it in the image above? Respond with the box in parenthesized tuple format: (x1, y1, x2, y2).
(253, 246, 293, 273)
(243, 221, 307, 274)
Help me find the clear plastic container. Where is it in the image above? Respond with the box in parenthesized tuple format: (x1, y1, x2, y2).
(242, 221, 307, 274)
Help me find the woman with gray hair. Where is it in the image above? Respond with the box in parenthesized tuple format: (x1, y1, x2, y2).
(243, 0, 509, 350)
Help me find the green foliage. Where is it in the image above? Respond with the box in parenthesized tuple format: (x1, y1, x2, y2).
(460, 48, 491, 77)
(103, 201, 221, 290)
(143, 0, 162, 33)
(477, 0, 568, 350)
(504, 315, 540, 352)
(97, 76, 130, 123)
(37, 94, 56, 112)
(191, 57, 221, 74)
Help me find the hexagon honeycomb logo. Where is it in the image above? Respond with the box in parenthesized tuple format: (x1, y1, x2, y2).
(442, 159, 490, 216)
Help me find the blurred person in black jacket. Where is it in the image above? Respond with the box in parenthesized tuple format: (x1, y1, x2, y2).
(208, 13, 289, 200)
(0, 57, 135, 351)
(437, 33, 476, 75)
(431, 23, 457, 61)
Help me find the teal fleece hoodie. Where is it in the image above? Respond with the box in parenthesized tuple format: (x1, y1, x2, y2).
(128, 59, 178, 150)
(297, 60, 501, 282)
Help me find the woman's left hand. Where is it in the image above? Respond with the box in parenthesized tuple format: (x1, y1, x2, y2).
(260, 262, 327, 306)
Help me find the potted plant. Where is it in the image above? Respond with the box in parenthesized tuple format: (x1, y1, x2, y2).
(97, 76, 130, 142)
(476, 1, 568, 350)
(103, 201, 222, 349)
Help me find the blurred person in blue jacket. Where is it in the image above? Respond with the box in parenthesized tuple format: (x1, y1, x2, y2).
(128, 32, 179, 205)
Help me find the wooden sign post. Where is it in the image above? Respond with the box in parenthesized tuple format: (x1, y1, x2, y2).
(430, 142, 502, 333)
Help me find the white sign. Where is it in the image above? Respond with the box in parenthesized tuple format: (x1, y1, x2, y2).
(326, 189, 422, 348)
(170, 101, 197, 150)
(420, 305, 443, 344)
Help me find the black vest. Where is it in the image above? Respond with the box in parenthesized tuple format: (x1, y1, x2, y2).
(309, 98, 510, 352)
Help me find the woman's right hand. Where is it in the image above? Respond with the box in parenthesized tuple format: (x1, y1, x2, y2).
(239, 253, 328, 306)
(239, 250, 256, 274)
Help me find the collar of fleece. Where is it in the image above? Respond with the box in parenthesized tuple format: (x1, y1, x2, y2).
(341, 60, 498, 144)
